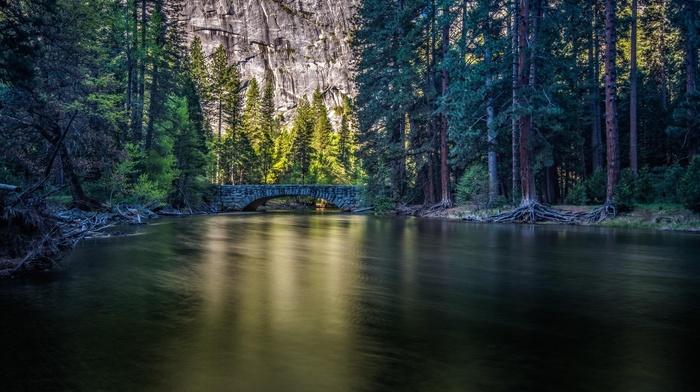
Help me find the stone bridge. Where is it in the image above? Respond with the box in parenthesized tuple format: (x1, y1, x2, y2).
(219, 185, 367, 211)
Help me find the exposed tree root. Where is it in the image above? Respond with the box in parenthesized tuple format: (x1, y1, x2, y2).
(487, 201, 583, 224)
(396, 203, 418, 215)
(416, 200, 453, 216)
(586, 202, 617, 223)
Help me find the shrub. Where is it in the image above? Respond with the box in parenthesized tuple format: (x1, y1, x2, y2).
(491, 195, 508, 208)
(585, 167, 607, 204)
(679, 156, 700, 212)
(564, 182, 588, 205)
(372, 195, 395, 213)
(633, 166, 656, 204)
(455, 163, 489, 208)
(655, 165, 685, 204)
(613, 169, 636, 212)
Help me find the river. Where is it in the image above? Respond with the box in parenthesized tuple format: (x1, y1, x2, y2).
(1, 213, 699, 391)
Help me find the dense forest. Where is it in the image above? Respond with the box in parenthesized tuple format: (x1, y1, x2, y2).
(1, 0, 699, 218)
(353, 0, 699, 218)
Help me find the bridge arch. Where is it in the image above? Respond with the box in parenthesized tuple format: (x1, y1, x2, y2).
(219, 185, 366, 212)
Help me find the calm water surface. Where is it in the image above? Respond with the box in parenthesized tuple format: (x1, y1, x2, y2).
(1, 213, 699, 391)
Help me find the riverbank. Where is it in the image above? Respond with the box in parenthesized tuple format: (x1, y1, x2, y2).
(397, 203, 700, 232)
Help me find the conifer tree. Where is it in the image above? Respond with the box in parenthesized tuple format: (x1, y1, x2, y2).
(189, 37, 209, 102)
(240, 78, 262, 181)
(207, 44, 241, 183)
(259, 79, 277, 183)
(242, 78, 262, 144)
(338, 96, 357, 180)
(603, 0, 621, 208)
(210, 45, 240, 141)
(291, 96, 314, 184)
(311, 88, 333, 155)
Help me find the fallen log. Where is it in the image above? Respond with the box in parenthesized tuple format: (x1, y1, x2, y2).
(0, 184, 21, 192)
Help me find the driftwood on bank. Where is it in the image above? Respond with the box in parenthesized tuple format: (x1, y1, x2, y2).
(0, 184, 21, 192)
(0, 184, 114, 277)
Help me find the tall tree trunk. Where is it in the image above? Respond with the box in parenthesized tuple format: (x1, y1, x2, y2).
(129, 0, 143, 142)
(145, 0, 165, 152)
(145, 61, 159, 151)
(518, 0, 537, 203)
(49, 120, 91, 209)
(660, 0, 668, 111)
(485, 6, 499, 206)
(604, 0, 620, 204)
(683, 1, 698, 160)
(426, 1, 435, 204)
(392, 118, 407, 200)
(440, 15, 452, 208)
(590, 0, 603, 171)
(391, 0, 407, 201)
(135, 0, 147, 142)
(511, 0, 520, 203)
(630, 0, 638, 174)
(660, 24, 668, 111)
(59, 144, 89, 209)
(123, 0, 133, 144)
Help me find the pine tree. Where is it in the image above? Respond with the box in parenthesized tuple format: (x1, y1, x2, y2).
(259, 79, 277, 183)
(291, 96, 314, 184)
(210, 45, 240, 141)
(311, 88, 333, 155)
(242, 78, 262, 143)
(353, 0, 412, 202)
(604, 0, 620, 207)
(207, 44, 241, 183)
(240, 77, 262, 181)
(189, 37, 209, 103)
(338, 96, 357, 180)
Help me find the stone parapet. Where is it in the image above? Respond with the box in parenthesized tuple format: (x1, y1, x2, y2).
(219, 184, 366, 211)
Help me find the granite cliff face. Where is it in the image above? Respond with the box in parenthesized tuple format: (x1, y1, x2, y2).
(184, 0, 359, 119)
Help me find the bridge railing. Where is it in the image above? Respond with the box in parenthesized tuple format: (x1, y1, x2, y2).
(219, 184, 367, 211)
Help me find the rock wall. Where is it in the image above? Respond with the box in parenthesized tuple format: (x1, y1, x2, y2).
(183, 0, 359, 120)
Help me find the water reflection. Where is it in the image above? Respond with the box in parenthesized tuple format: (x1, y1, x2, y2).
(1, 214, 699, 391)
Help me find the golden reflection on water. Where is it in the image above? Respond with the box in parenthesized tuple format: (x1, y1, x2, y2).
(161, 215, 367, 392)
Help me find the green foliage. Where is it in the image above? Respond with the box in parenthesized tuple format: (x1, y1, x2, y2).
(372, 195, 395, 213)
(242, 77, 261, 140)
(311, 88, 333, 154)
(258, 79, 277, 183)
(131, 173, 168, 205)
(164, 94, 209, 208)
(564, 182, 589, 205)
(270, 128, 294, 182)
(654, 165, 685, 204)
(290, 96, 315, 183)
(633, 166, 656, 204)
(211, 45, 242, 134)
(455, 164, 489, 208)
(189, 37, 209, 97)
(337, 96, 358, 176)
(0, 0, 49, 89)
(613, 169, 637, 212)
(586, 168, 608, 205)
(679, 156, 700, 212)
(85, 148, 135, 206)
